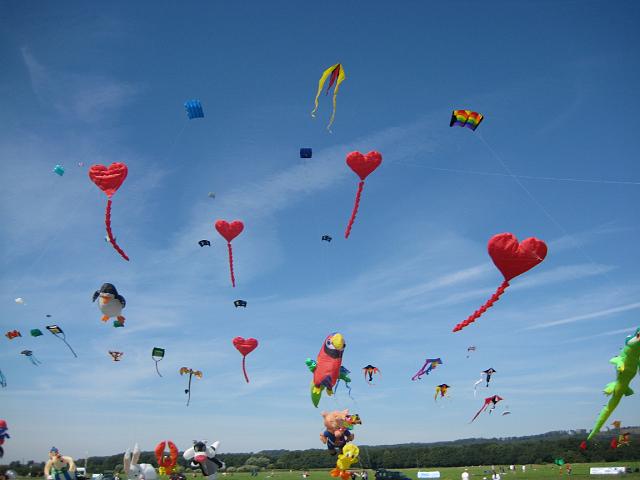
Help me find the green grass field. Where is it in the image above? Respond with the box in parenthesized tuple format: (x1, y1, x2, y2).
(16, 463, 640, 480)
(198, 463, 639, 480)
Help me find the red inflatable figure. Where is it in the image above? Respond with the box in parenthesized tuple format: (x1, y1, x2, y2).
(306, 332, 346, 407)
(155, 441, 179, 475)
(453, 233, 547, 332)
(344, 152, 382, 239)
(89, 163, 130, 261)
(232, 336, 258, 383)
(215, 220, 244, 287)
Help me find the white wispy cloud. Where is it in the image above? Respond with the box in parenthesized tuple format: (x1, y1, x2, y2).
(21, 46, 138, 122)
(513, 263, 616, 290)
(525, 302, 640, 330)
(558, 325, 639, 344)
(547, 222, 637, 253)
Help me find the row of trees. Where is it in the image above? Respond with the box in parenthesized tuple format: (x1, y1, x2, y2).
(3, 431, 639, 474)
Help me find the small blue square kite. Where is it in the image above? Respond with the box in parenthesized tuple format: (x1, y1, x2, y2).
(300, 148, 312, 159)
(185, 100, 204, 119)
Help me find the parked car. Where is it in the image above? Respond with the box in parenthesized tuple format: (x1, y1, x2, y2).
(374, 470, 410, 480)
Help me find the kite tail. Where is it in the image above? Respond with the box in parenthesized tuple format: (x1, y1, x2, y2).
(473, 378, 483, 396)
(242, 355, 250, 383)
(345, 181, 365, 239)
(327, 88, 339, 132)
(344, 381, 354, 401)
(227, 242, 236, 287)
(312, 66, 333, 118)
(587, 395, 622, 440)
(470, 405, 487, 423)
(453, 280, 509, 332)
(105, 199, 130, 261)
(154, 360, 163, 378)
(61, 338, 78, 358)
(186, 374, 193, 407)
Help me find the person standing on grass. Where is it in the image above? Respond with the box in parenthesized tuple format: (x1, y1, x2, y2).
(461, 469, 469, 480)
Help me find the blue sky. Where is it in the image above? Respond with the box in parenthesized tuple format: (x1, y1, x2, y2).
(1, 0, 640, 464)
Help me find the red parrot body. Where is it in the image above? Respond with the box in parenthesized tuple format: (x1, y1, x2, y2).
(309, 333, 345, 407)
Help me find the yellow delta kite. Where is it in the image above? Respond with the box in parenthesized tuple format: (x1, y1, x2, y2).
(311, 63, 346, 131)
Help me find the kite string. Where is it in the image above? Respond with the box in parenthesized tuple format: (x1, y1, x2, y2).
(227, 242, 236, 287)
(242, 356, 249, 383)
(476, 132, 627, 302)
(154, 360, 163, 378)
(345, 181, 365, 239)
(3, 190, 85, 300)
(105, 199, 130, 261)
(452, 280, 509, 332)
(393, 161, 640, 186)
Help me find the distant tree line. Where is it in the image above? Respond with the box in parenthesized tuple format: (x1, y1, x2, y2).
(2, 429, 639, 475)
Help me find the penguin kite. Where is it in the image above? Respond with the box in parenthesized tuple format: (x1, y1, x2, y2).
(92, 283, 126, 326)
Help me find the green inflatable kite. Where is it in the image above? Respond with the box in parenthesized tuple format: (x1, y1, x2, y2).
(586, 327, 640, 441)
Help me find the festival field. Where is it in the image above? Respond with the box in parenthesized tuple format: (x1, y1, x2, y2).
(211, 465, 640, 480)
(13, 463, 639, 480)
(1, 1, 639, 477)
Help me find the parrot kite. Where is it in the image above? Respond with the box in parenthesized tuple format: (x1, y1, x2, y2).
(470, 395, 503, 423)
(434, 384, 450, 401)
(306, 332, 346, 407)
(411, 358, 442, 381)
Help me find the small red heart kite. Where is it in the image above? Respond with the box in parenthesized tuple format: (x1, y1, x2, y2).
(232, 336, 258, 383)
(215, 220, 244, 287)
(452, 233, 547, 332)
(89, 163, 129, 261)
(345, 151, 382, 239)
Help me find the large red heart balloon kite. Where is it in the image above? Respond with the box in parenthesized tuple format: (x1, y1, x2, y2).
(89, 163, 129, 261)
(215, 220, 244, 287)
(452, 233, 548, 332)
(344, 151, 382, 239)
(232, 336, 258, 383)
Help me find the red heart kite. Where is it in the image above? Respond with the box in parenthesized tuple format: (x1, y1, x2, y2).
(89, 163, 129, 261)
(345, 151, 382, 239)
(232, 336, 258, 383)
(215, 220, 244, 287)
(452, 233, 547, 332)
